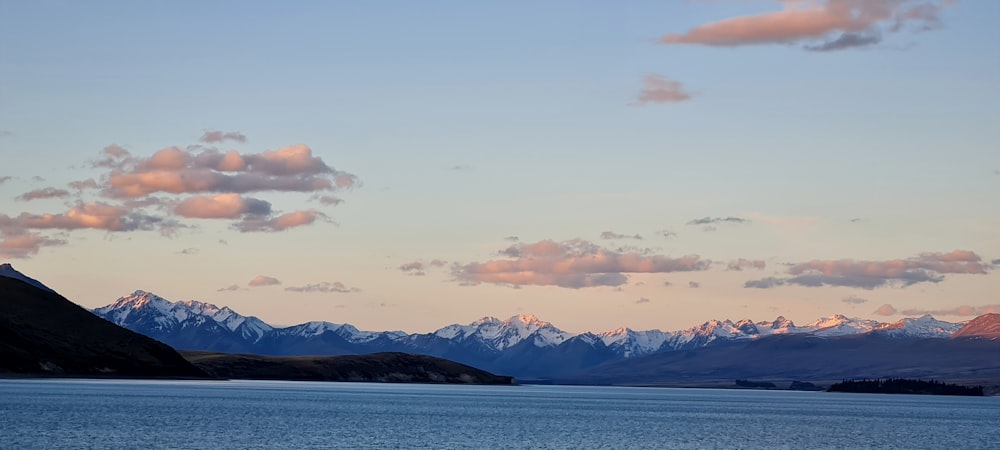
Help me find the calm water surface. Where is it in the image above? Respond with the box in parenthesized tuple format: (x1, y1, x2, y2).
(1, 379, 997, 449)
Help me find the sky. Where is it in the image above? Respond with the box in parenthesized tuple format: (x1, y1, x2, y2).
(1, 0, 998, 334)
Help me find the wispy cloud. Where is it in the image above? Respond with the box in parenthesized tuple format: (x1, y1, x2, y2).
(248, 275, 282, 287)
(0, 232, 67, 259)
(687, 216, 749, 226)
(178, 248, 199, 255)
(453, 239, 710, 289)
(727, 259, 766, 271)
(216, 284, 241, 292)
(745, 250, 989, 290)
(688, 281, 701, 288)
(900, 304, 1000, 317)
(400, 259, 449, 276)
(842, 295, 868, 305)
(660, 0, 953, 51)
(0, 176, 11, 185)
(16, 187, 71, 201)
(285, 281, 361, 293)
(0, 202, 166, 232)
(234, 210, 327, 232)
(635, 74, 692, 105)
(199, 130, 247, 144)
(600, 231, 643, 240)
(636, 297, 651, 304)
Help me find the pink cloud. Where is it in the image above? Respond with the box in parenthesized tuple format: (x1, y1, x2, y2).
(102, 145, 354, 198)
(453, 239, 710, 289)
(661, 0, 952, 51)
(248, 275, 282, 287)
(174, 194, 272, 219)
(0, 202, 162, 232)
(285, 281, 360, 293)
(636, 74, 692, 105)
(235, 210, 325, 232)
(873, 304, 898, 316)
(745, 250, 989, 290)
(0, 232, 67, 259)
(16, 187, 71, 201)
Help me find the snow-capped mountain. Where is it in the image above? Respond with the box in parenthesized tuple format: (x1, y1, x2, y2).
(873, 315, 963, 338)
(89, 288, 985, 379)
(433, 314, 572, 351)
(597, 327, 672, 358)
(93, 290, 273, 351)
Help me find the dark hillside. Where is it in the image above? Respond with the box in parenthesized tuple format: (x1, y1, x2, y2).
(183, 350, 514, 384)
(0, 277, 207, 378)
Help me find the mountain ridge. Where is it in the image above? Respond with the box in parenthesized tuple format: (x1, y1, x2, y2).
(88, 288, 995, 380)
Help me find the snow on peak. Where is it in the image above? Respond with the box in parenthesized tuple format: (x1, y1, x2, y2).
(433, 314, 573, 350)
(597, 327, 671, 358)
(875, 314, 961, 338)
(93, 290, 272, 341)
(804, 314, 878, 336)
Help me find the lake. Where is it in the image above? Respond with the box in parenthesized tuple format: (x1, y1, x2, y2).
(1, 379, 997, 449)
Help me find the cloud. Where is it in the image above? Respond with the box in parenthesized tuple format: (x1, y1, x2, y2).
(745, 250, 989, 290)
(636, 297, 651, 304)
(234, 210, 326, 232)
(450, 165, 473, 171)
(744, 277, 786, 289)
(688, 281, 701, 288)
(727, 259, 766, 271)
(900, 304, 1000, 317)
(0, 232, 67, 259)
(178, 248, 199, 255)
(313, 195, 343, 206)
(68, 179, 99, 191)
(687, 216, 749, 226)
(0, 176, 12, 185)
(174, 194, 272, 219)
(248, 275, 282, 287)
(0, 202, 165, 233)
(399, 261, 426, 276)
(285, 281, 360, 293)
(664, 281, 673, 287)
(804, 31, 882, 51)
(842, 295, 869, 305)
(635, 74, 692, 105)
(16, 187, 71, 201)
(399, 259, 448, 277)
(660, 0, 952, 51)
(0, 130, 11, 138)
(199, 130, 247, 144)
(656, 230, 677, 239)
(873, 304, 898, 316)
(454, 239, 710, 289)
(102, 144, 356, 198)
(504, 236, 520, 242)
(216, 284, 241, 292)
(600, 231, 643, 240)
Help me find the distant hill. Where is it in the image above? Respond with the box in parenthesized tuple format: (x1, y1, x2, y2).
(0, 276, 207, 378)
(952, 313, 1000, 340)
(183, 351, 514, 384)
(557, 333, 1000, 386)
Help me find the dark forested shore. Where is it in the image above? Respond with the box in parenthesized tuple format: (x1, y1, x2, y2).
(828, 378, 984, 396)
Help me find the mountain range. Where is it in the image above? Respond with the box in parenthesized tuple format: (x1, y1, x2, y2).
(89, 289, 1000, 381)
